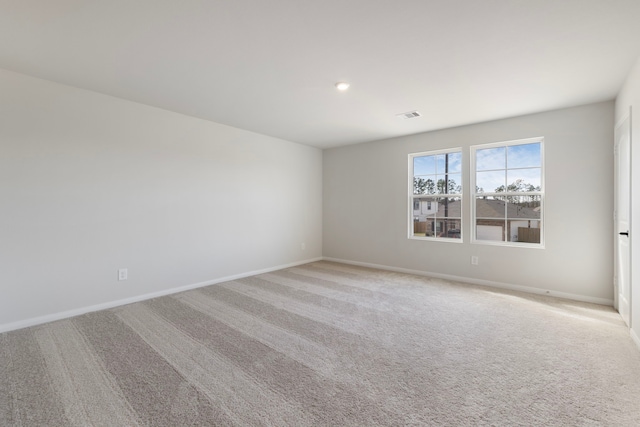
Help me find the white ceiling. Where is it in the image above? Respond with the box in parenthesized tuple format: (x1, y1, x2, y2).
(2, 0, 640, 149)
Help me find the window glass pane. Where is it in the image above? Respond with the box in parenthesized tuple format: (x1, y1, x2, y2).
(476, 196, 506, 219)
(412, 196, 462, 239)
(476, 147, 505, 171)
(435, 154, 446, 174)
(435, 174, 462, 194)
(506, 195, 541, 219)
(476, 219, 505, 241)
(435, 196, 462, 218)
(437, 219, 461, 239)
(476, 170, 505, 193)
(447, 151, 462, 173)
(412, 218, 428, 237)
(414, 156, 436, 176)
(506, 168, 541, 191)
(412, 197, 438, 219)
(517, 195, 541, 211)
(413, 177, 437, 195)
(449, 174, 463, 194)
(507, 143, 541, 168)
(412, 197, 436, 237)
(508, 220, 541, 243)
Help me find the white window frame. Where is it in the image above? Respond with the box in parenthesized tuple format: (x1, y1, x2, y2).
(408, 148, 463, 242)
(470, 137, 545, 248)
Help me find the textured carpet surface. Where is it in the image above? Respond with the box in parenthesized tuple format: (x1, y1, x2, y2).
(2, 261, 640, 426)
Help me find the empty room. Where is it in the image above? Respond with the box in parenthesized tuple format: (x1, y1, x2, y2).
(3, 0, 640, 425)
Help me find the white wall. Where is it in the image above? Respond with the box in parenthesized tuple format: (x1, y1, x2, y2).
(324, 101, 614, 304)
(616, 56, 640, 345)
(0, 69, 322, 331)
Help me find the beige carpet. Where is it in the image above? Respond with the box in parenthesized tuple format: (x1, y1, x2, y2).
(2, 261, 640, 426)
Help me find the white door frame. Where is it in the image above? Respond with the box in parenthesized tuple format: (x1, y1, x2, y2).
(614, 108, 632, 327)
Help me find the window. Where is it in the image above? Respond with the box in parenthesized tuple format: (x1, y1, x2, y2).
(409, 149, 462, 240)
(471, 138, 543, 246)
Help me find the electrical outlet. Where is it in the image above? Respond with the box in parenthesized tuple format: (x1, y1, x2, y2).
(118, 268, 128, 281)
(471, 256, 479, 265)
(301, 242, 306, 250)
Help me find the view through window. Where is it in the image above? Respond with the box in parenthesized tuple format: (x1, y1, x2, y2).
(410, 149, 462, 240)
(471, 138, 543, 246)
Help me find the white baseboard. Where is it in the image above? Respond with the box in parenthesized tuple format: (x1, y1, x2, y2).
(322, 257, 614, 306)
(0, 257, 323, 334)
(3, 255, 614, 334)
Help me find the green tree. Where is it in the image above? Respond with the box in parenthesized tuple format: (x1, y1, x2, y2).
(413, 177, 436, 194)
(494, 179, 541, 205)
(437, 178, 462, 194)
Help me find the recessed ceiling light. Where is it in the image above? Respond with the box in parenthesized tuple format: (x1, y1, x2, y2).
(335, 82, 350, 91)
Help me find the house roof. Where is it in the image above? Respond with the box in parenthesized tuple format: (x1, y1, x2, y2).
(476, 199, 540, 219)
(421, 198, 540, 219)
(1, 1, 639, 148)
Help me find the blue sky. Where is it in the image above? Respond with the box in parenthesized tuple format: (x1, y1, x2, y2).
(413, 143, 541, 194)
(476, 143, 541, 170)
(413, 151, 462, 176)
(476, 142, 541, 192)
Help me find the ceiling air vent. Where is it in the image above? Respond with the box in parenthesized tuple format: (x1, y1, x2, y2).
(396, 110, 422, 119)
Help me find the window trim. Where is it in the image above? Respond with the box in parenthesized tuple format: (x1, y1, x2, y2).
(470, 137, 545, 248)
(408, 147, 463, 242)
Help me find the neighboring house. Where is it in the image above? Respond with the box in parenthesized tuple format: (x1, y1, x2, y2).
(412, 199, 438, 222)
(414, 198, 540, 241)
(475, 198, 540, 242)
(413, 198, 461, 237)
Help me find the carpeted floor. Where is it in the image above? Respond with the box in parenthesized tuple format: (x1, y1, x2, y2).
(2, 261, 640, 426)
